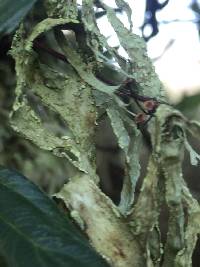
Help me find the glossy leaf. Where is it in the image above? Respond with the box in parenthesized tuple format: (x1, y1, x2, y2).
(0, 167, 109, 267)
(0, 0, 37, 36)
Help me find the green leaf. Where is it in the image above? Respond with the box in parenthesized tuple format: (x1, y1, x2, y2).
(0, 167, 109, 267)
(0, 0, 37, 37)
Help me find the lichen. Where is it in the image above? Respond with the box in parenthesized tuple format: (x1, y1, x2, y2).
(10, 15, 98, 180)
(100, 2, 166, 100)
(10, 1, 200, 266)
(43, 0, 78, 19)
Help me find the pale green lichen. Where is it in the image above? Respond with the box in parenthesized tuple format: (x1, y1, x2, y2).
(128, 104, 200, 266)
(25, 18, 79, 52)
(106, 100, 142, 214)
(31, 62, 97, 153)
(185, 137, 200, 165)
(55, 30, 118, 95)
(70, 210, 86, 230)
(130, 157, 160, 236)
(101, 2, 166, 100)
(118, 124, 141, 214)
(56, 174, 145, 267)
(10, 1, 200, 266)
(43, 0, 78, 19)
(81, 0, 132, 77)
(175, 182, 200, 266)
(150, 105, 200, 266)
(10, 15, 98, 180)
(107, 105, 130, 155)
(11, 101, 96, 175)
(115, 0, 133, 31)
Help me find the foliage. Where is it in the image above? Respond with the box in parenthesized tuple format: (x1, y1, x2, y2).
(0, 0, 200, 267)
(0, 167, 109, 267)
(0, 0, 37, 37)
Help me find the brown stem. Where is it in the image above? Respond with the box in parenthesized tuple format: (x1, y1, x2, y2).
(33, 40, 69, 63)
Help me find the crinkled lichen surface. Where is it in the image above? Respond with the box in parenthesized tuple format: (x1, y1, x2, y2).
(10, 0, 200, 266)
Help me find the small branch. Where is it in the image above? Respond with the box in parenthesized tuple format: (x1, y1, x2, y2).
(56, 174, 145, 267)
(152, 39, 175, 62)
(33, 40, 69, 63)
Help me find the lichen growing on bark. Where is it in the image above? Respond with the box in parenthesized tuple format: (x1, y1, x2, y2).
(10, 0, 200, 266)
